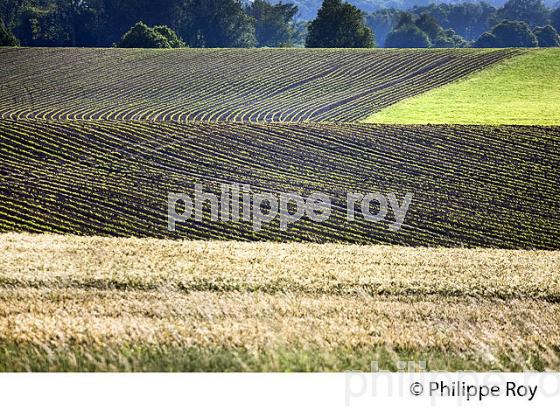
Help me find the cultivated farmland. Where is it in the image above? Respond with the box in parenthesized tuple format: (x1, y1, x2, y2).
(367, 49, 560, 125)
(1, 120, 558, 248)
(0, 48, 520, 122)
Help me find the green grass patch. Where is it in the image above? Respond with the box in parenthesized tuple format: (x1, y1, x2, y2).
(0, 342, 545, 372)
(364, 49, 560, 125)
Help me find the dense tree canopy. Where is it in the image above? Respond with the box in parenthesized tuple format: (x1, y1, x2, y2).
(153, 25, 187, 48)
(179, 0, 256, 48)
(367, 3, 496, 48)
(533, 24, 560, 46)
(475, 19, 539, 47)
(492, 19, 538, 47)
(411, 2, 497, 41)
(115, 22, 170, 49)
(306, 0, 374, 48)
(270, 0, 558, 21)
(2, 0, 177, 47)
(1, 0, 260, 47)
(384, 11, 466, 48)
(473, 31, 498, 47)
(415, 13, 442, 40)
(247, 0, 299, 47)
(0, 18, 19, 46)
(496, 0, 550, 28)
(432, 28, 468, 48)
(115, 22, 186, 48)
(1, 0, 558, 49)
(385, 23, 430, 48)
(100, 0, 183, 46)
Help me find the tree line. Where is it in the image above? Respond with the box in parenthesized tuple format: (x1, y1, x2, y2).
(1, 0, 560, 48)
(370, 0, 560, 47)
(0, 0, 300, 48)
(266, 0, 560, 21)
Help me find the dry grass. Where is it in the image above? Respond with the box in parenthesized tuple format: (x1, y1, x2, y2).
(0, 233, 559, 371)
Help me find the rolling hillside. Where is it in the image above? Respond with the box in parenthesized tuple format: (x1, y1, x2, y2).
(0, 48, 520, 122)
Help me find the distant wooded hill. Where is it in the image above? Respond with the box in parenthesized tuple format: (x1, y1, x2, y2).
(270, 0, 558, 20)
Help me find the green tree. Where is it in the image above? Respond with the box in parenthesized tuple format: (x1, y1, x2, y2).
(59, 0, 106, 47)
(0, 18, 19, 46)
(533, 25, 560, 47)
(432, 28, 468, 48)
(491, 20, 539, 47)
(10, 0, 106, 47)
(179, 0, 256, 48)
(415, 13, 443, 40)
(15, 3, 69, 46)
(305, 0, 374, 48)
(473, 31, 499, 48)
(154, 24, 186, 48)
(385, 24, 431, 48)
(247, 0, 298, 47)
(115, 21, 177, 48)
(497, 0, 550, 28)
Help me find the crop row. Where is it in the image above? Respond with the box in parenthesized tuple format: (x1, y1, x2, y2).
(0, 48, 521, 123)
(0, 119, 558, 249)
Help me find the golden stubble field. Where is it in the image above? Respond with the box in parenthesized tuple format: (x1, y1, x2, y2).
(0, 232, 559, 371)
